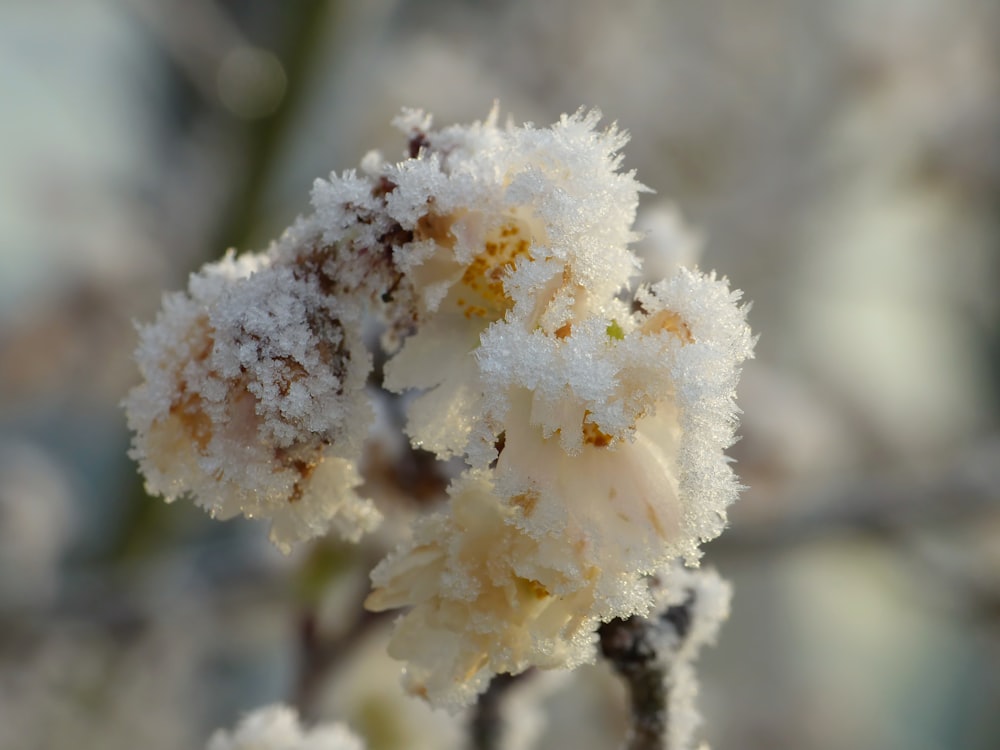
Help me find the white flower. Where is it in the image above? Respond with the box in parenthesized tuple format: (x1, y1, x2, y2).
(207, 704, 364, 750)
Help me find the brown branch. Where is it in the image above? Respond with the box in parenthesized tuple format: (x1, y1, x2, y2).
(468, 671, 533, 750)
(292, 604, 394, 722)
(599, 593, 695, 750)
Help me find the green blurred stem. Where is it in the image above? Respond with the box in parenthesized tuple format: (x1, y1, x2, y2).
(213, 0, 341, 254)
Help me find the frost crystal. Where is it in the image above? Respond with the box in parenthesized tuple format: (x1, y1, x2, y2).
(206, 704, 364, 750)
(126, 107, 752, 707)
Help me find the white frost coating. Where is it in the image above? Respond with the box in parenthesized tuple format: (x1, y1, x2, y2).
(652, 564, 732, 750)
(368, 112, 748, 709)
(474, 266, 752, 581)
(207, 704, 364, 750)
(637, 269, 756, 563)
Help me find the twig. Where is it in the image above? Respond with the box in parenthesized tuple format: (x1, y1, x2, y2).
(292, 602, 394, 722)
(599, 593, 695, 750)
(468, 671, 532, 750)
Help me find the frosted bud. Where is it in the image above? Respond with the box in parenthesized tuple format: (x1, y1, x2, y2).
(124, 252, 380, 552)
(206, 704, 364, 750)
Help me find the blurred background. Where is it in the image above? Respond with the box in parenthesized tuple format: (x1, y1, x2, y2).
(1, 0, 998, 748)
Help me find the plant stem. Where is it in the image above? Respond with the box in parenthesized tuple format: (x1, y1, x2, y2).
(469, 671, 531, 750)
(599, 594, 696, 750)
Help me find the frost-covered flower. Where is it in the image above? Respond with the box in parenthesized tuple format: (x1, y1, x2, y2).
(207, 704, 364, 750)
(124, 106, 647, 551)
(377, 107, 645, 459)
(359, 111, 750, 709)
(365, 470, 607, 710)
(479, 267, 754, 564)
(124, 252, 380, 552)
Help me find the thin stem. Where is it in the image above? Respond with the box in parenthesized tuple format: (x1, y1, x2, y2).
(469, 671, 531, 750)
(293, 603, 393, 721)
(599, 594, 696, 750)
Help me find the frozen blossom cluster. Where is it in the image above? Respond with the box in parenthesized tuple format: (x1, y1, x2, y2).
(125, 107, 753, 709)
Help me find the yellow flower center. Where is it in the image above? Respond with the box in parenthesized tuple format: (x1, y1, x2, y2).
(455, 218, 534, 319)
(582, 411, 614, 448)
(642, 309, 694, 343)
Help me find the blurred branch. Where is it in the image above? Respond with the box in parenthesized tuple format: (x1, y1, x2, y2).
(210, 0, 340, 253)
(4, 531, 290, 643)
(901, 530, 1000, 627)
(293, 604, 393, 722)
(291, 542, 393, 722)
(124, 0, 341, 253)
(723, 436, 1000, 629)
(722, 436, 1000, 552)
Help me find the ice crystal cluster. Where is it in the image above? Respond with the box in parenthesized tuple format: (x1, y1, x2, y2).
(125, 107, 753, 708)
